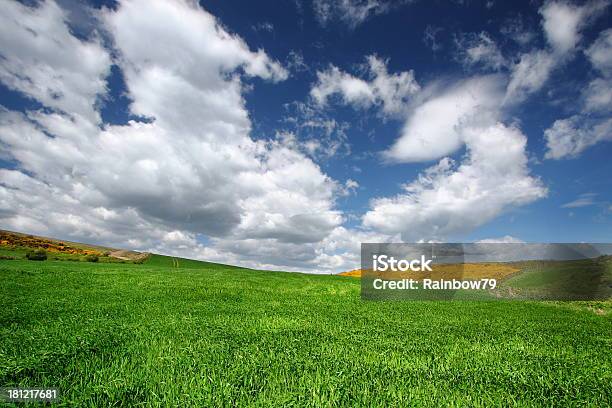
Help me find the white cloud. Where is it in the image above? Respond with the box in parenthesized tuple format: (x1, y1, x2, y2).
(454, 32, 506, 70)
(561, 193, 597, 208)
(583, 77, 612, 112)
(0, 0, 363, 273)
(146, 225, 397, 274)
(505, 50, 556, 104)
(309, 63, 547, 244)
(367, 56, 421, 116)
(2, 0, 596, 273)
(476, 236, 525, 244)
(505, 1, 609, 104)
(340, 179, 359, 196)
(586, 28, 612, 76)
(0, 0, 111, 123)
(543, 27, 612, 159)
(312, 0, 409, 28)
(544, 116, 612, 159)
(311, 66, 375, 108)
(310, 55, 420, 118)
(314, 226, 398, 272)
(364, 122, 547, 241)
(384, 75, 504, 162)
(540, 0, 608, 54)
(345, 179, 359, 190)
(583, 29, 612, 112)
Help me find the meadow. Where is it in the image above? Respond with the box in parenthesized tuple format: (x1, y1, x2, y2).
(1, 254, 611, 407)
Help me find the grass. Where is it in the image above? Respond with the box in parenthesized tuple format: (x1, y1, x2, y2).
(503, 258, 612, 299)
(1, 256, 611, 407)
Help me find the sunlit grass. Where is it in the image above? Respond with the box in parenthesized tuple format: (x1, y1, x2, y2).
(1, 258, 610, 406)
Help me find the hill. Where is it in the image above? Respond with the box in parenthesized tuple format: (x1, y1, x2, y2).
(0, 229, 237, 269)
(0, 231, 611, 405)
(0, 229, 148, 262)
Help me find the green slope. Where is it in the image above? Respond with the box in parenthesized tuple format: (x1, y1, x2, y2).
(1, 258, 611, 406)
(502, 258, 612, 299)
(143, 253, 249, 270)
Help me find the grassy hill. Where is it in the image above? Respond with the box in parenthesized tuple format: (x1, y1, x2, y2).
(1, 235, 611, 406)
(0, 229, 146, 263)
(344, 258, 612, 301)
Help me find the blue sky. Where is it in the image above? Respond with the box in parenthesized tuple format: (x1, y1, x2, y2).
(0, 0, 611, 272)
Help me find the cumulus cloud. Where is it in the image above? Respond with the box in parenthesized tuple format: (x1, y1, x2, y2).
(0, 0, 110, 124)
(586, 28, 612, 75)
(310, 55, 420, 118)
(504, 50, 556, 103)
(505, 0, 609, 104)
(309, 59, 547, 243)
(311, 226, 398, 271)
(311, 66, 375, 108)
(0, 0, 364, 273)
(544, 116, 612, 159)
(346, 40, 549, 242)
(384, 75, 504, 162)
(540, 0, 608, 54)
(343, 58, 548, 244)
(544, 27, 612, 159)
(2, 0, 593, 273)
(583, 77, 612, 112)
(364, 122, 547, 241)
(583, 29, 612, 112)
(144, 225, 396, 274)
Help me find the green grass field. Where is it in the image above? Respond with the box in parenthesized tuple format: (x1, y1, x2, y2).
(1, 254, 611, 407)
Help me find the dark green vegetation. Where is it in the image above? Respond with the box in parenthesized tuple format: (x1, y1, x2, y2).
(1, 254, 611, 407)
(362, 257, 612, 302)
(25, 249, 47, 261)
(503, 257, 612, 300)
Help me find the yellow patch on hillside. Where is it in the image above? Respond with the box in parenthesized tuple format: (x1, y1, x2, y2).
(339, 263, 520, 281)
(0, 230, 103, 256)
(338, 269, 363, 278)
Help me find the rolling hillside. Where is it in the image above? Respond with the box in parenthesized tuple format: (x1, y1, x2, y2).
(1, 231, 611, 405)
